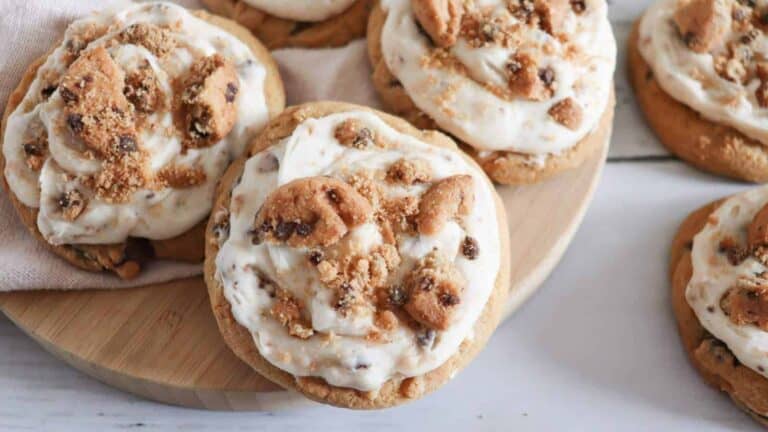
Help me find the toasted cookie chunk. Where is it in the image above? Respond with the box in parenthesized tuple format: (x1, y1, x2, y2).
(1, 2, 285, 279)
(671, 188, 768, 426)
(367, 0, 616, 185)
(204, 102, 511, 409)
(631, 0, 768, 182)
(201, 0, 373, 49)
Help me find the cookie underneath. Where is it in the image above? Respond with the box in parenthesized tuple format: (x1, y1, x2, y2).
(671, 199, 768, 426)
(202, 0, 372, 49)
(204, 101, 511, 409)
(366, 3, 614, 186)
(629, 21, 768, 183)
(0, 10, 285, 279)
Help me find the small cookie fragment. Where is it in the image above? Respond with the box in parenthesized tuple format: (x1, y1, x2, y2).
(460, 236, 480, 260)
(673, 0, 731, 53)
(253, 177, 373, 248)
(123, 61, 164, 113)
(334, 119, 375, 149)
(385, 158, 432, 185)
(548, 97, 583, 130)
(412, 0, 464, 48)
(749, 202, 768, 265)
(720, 279, 768, 331)
(403, 250, 465, 330)
(756, 63, 768, 108)
(117, 23, 176, 58)
(271, 289, 314, 339)
(507, 53, 555, 101)
(22, 127, 48, 171)
(718, 236, 749, 265)
(534, 0, 569, 35)
(58, 189, 86, 221)
(178, 54, 240, 148)
(416, 175, 474, 235)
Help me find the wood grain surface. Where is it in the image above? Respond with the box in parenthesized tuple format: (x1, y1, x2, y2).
(0, 135, 609, 411)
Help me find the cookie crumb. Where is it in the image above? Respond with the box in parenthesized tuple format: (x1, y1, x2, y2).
(386, 158, 432, 185)
(548, 97, 583, 130)
(334, 119, 375, 149)
(58, 190, 86, 221)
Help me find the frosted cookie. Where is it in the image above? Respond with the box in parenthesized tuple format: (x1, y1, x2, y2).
(204, 102, 510, 408)
(631, 0, 768, 182)
(671, 188, 768, 426)
(201, 0, 373, 49)
(367, 0, 616, 185)
(1, 2, 285, 279)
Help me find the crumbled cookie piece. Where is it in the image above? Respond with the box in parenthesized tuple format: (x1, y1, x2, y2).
(252, 177, 373, 248)
(749, 202, 768, 265)
(400, 377, 424, 399)
(58, 189, 86, 221)
(62, 24, 107, 65)
(548, 97, 583, 130)
(673, 0, 732, 53)
(117, 23, 176, 58)
(21, 124, 48, 171)
(124, 61, 164, 114)
(461, 236, 480, 260)
(507, 53, 554, 101)
(412, 0, 464, 48)
(403, 250, 465, 330)
(156, 164, 207, 189)
(178, 54, 239, 148)
(416, 175, 474, 235)
(756, 62, 768, 108)
(334, 119, 375, 149)
(721, 278, 768, 331)
(380, 195, 421, 235)
(534, 0, 569, 35)
(719, 236, 749, 265)
(271, 288, 314, 339)
(385, 158, 432, 185)
(570, 0, 587, 14)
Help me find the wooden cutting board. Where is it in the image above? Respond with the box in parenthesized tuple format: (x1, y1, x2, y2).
(0, 137, 609, 411)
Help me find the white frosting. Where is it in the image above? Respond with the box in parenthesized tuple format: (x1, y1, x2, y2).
(688, 187, 768, 378)
(639, 0, 768, 145)
(215, 111, 502, 391)
(379, 0, 616, 155)
(2, 2, 270, 245)
(241, 0, 358, 22)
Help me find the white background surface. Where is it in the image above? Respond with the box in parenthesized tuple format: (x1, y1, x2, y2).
(0, 1, 764, 431)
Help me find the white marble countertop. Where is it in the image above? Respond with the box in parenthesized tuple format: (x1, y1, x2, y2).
(0, 1, 764, 431)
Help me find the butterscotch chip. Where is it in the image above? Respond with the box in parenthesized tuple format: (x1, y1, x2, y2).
(385, 158, 432, 185)
(117, 23, 177, 58)
(253, 177, 373, 248)
(416, 175, 474, 235)
(507, 53, 553, 101)
(721, 279, 768, 331)
(58, 189, 86, 221)
(334, 119, 375, 149)
(548, 98, 583, 130)
(178, 54, 240, 148)
(412, 0, 464, 48)
(403, 251, 465, 330)
(673, 0, 731, 53)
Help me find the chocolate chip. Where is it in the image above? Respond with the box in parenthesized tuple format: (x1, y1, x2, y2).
(539, 67, 555, 87)
(707, 305, 715, 313)
(388, 285, 407, 306)
(416, 328, 436, 349)
(308, 250, 324, 265)
(461, 236, 480, 260)
(683, 32, 699, 49)
(439, 293, 460, 307)
(117, 135, 137, 153)
(67, 113, 84, 133)
(59, 87, 77, 104)
(506, 59, 522, 74)
(296, 222, 313, 237)
(327, 189, 340, 203)
(355, 363, 370, 370)
(225, 82, 238, 103)
(213, 221, 230, 243)
(352, 128, 374, 149)
(275, 221, 297, 241)
(190, 119, 211, 139)
(759, 365, 765, 372)
(480, 22, 498, 42)
(570, 0, 586, 13)
(290, 21, 314, 36)
(762, 12, 768, 25)
(23, 142, 43, 156)
(41, 85, 57, 99)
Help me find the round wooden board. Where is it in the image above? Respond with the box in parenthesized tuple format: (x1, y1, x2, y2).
(0, 135, 609, 411)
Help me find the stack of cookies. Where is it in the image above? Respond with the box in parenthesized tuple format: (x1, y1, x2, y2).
(1, 0, 617, 409)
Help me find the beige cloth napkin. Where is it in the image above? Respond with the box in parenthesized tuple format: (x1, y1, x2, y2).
(0, 0, 378, 290)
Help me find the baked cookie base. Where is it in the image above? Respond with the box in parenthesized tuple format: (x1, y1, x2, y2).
(202, 0, 372, 49)
(671, 199, 768, 426)
(366, 3, 614, 185)
(629, 21, 768, 183)
(0, 10, 286, 279)
(204, 101, 512, 409)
